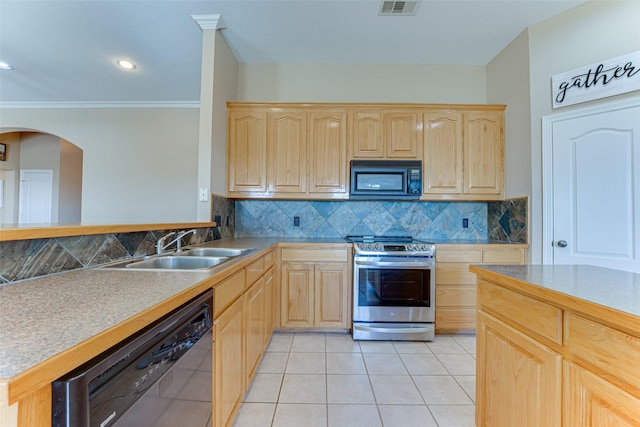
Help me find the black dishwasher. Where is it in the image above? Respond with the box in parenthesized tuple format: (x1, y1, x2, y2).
(52, 290, 213, 427)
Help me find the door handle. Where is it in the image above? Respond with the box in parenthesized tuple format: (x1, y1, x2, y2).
(554, 240, 568, 248)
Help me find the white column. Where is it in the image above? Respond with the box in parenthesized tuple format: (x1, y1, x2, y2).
(192, 14, 226, 222)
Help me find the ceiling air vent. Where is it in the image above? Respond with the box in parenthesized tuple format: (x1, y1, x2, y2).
(379, 1, 419, 16)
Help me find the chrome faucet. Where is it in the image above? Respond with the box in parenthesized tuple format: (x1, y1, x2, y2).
(156, 229, 198, 254)
(175, 229, 197, 252)
(156, 232, 177, 254)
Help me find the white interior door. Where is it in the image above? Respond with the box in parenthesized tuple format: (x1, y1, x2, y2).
(544, 99, 640, 272)
(19, 169, 53, 224)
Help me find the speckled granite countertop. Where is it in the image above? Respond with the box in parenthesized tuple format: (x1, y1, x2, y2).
(471, 264, 640, 319)
(0, 237, 281, 381)
(0, 237, 513, 386)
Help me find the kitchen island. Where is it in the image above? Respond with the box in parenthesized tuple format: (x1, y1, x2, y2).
(471, 264, 640, 427)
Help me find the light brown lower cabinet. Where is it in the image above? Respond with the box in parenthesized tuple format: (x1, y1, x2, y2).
(280, 245, 351, 329)
(435, 245, 526, 333)
(473, 267, 640, 427)
(244, 274, 266, 385)
(213, 251, 275, 427)
(564, 361, 640, 426)
(213, 296, 244, 427)
(263, 266, 275, 347)
(476, 311, 561, 427)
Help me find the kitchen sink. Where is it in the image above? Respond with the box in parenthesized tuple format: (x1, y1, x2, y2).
(101, 255, 229, 271)
(125, 256, 229, 270)
(179, 247, 253, 257)
(100, 246, 254, 271)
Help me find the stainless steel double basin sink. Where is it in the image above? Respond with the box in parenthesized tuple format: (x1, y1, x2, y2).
(101, 247, 253, 271)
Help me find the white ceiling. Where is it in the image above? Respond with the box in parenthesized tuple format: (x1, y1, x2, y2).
(0, 0, 588, 104)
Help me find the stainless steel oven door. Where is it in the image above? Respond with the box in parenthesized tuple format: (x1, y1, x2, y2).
(353, 255, 435, 323)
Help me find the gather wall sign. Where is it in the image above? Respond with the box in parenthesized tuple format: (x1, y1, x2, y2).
(552, 50, 640, 109)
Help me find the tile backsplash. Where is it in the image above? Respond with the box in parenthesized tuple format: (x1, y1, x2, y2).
(0, 196, 526, 284)
(211, 193, 236, 239)
(0, 227, 219, 284)
(236, 197, 527, 243)
(236, 200, 489, 240)
(487, 197, 528, 243)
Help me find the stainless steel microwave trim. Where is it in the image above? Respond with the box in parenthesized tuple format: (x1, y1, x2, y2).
(349, 159, 422, 200)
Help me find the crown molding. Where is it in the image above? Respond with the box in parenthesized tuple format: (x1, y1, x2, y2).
(0, 101, 200, 109)
(192, 14, 226, 30)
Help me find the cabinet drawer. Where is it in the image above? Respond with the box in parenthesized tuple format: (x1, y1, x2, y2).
(482, 249, 524, 264)
(214, 269, 246, 315)
(478, 279, 562, 344)
(436, 263, 477, 285)
(436, 285, 476, 307)
(263, 250, 275, 269)
(437, 250, 482, 263)
(436, 308, 476, 331)
(566, 313, 640, 394)
(281, 248, 349, 263)
(246, 257, 265, 285)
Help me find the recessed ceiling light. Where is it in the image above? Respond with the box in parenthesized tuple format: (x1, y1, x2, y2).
(0, 62, 14, 70)
(117, 60, 136, 70)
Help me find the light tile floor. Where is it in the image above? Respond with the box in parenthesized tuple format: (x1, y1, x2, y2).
(233, 332, 476, 427)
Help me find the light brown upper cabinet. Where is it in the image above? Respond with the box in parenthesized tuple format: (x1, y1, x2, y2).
(227, 102, 504, 201)
(384, 111, 422, 158)
(463, 110, 504, 197)
(269, 111, 307, 194)
(308, 111, 348, 195)
(351, 110, 421, 159)
(227, 109, 268, 194)
(351, 111, 384, 158)
(423, 108, 505, 200)
(227, 103, 348, 199)
(423, 111, 464, 194)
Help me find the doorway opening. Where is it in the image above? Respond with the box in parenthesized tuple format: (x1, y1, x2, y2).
(0, 131, 83, 225)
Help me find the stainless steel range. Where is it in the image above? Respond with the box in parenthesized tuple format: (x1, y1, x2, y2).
(349, 235, 436, 341)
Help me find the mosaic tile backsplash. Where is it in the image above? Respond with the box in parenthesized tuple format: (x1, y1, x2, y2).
(236, 200, 490, 240)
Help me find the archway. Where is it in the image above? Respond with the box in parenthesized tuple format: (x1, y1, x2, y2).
(0, 130, 83, 224)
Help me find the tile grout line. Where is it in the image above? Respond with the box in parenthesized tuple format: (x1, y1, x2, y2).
(237, 332, 476, 427)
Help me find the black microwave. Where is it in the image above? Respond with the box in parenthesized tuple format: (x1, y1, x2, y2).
(350, 160, 422, 200)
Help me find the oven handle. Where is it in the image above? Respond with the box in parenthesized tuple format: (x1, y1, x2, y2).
(354, 259, 434, 268)
(354, 324, 434, 334)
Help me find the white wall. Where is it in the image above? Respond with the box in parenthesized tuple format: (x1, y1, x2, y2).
(20, 133, 61, 222)
(238, 63, 487, 103)
(527, 0, 640, 263)
(0, 133, 21, 223)
(487, 30, 532, 201)
(58, 138, 82, 223)
(0, 107, 200, 224)
(211, 31, 238, 196)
